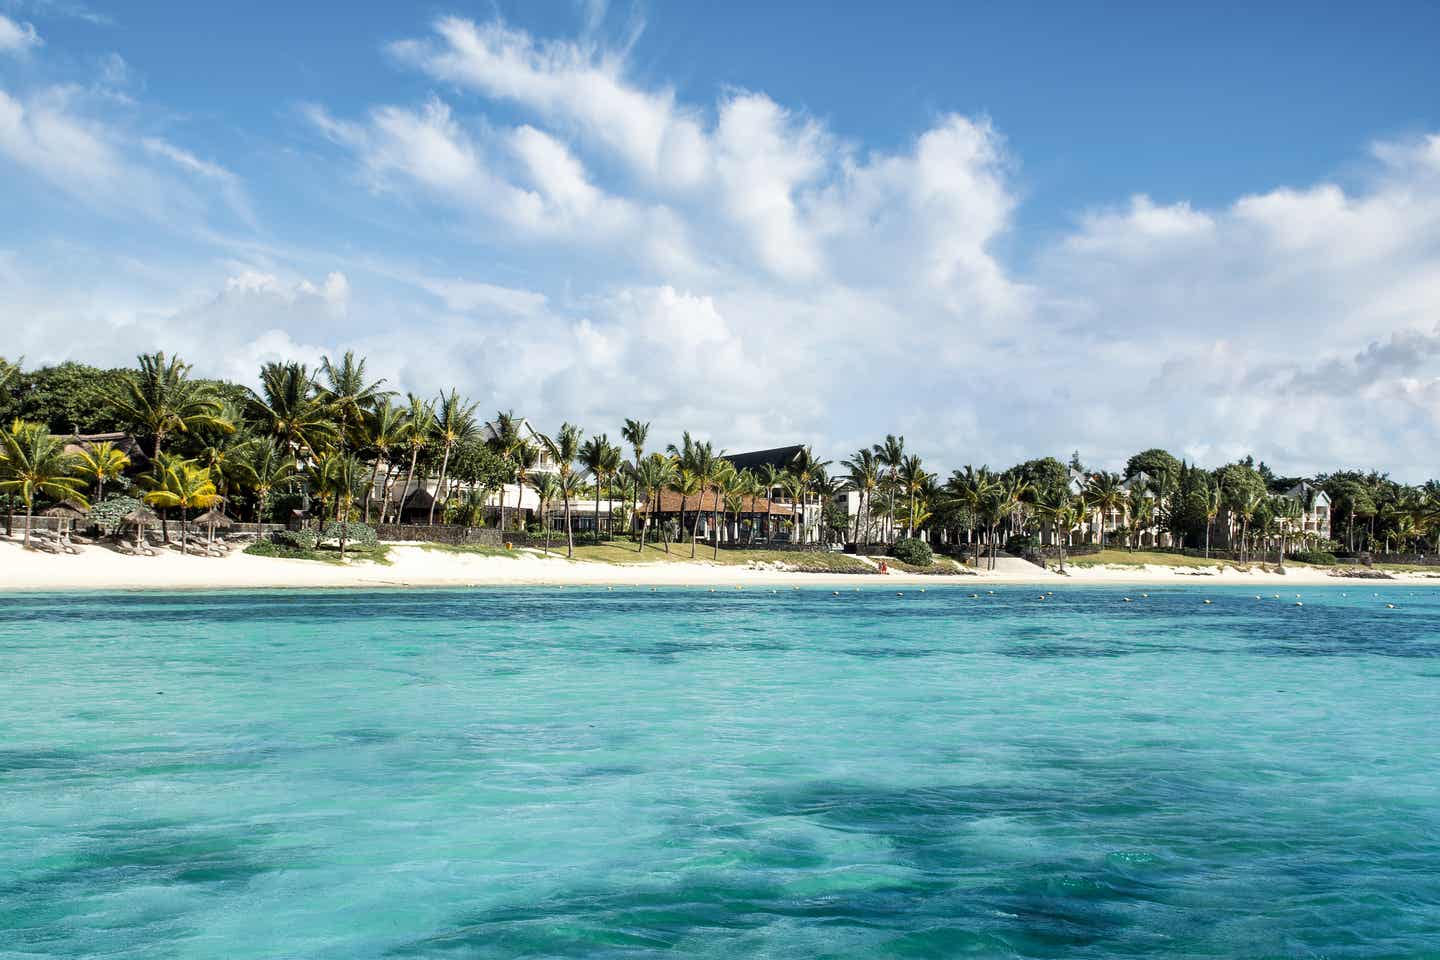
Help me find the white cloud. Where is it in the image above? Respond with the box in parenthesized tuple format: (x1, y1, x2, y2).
(0, 14, 40, 54)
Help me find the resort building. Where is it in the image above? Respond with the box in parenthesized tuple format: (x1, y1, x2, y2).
(1281, 481, 1332, 542)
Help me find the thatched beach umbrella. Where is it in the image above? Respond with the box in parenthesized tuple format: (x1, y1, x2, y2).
(42, 501, 89, 538)
(192, 507, 234, 543)
(121, 505, 160, 550)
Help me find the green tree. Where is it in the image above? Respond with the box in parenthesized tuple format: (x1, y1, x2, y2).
(110, 353, 233, 458)
(141, 457, 219, 556)
(427, 389, 478, 524)
(70, 439, 131, 499)
(0, 421, 89, 548)
(540, 423, 583, 558)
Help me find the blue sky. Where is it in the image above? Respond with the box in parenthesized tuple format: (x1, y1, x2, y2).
(4, 1, 1440, 477)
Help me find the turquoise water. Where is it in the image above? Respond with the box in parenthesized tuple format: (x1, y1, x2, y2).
(3, 585, 1438, 958)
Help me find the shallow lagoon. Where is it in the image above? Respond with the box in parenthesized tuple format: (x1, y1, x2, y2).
(2, 585, 1437, 957)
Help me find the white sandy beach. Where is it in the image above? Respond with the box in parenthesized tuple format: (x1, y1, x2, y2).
(1, 537, 1436, 592)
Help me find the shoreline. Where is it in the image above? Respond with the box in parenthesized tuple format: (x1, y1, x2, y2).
(2, 539, 1437, 593)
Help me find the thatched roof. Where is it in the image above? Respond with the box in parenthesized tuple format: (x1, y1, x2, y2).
(121, 506, 160, 525)
(192, 508, 234, 527)
(42, 503, 88, 520)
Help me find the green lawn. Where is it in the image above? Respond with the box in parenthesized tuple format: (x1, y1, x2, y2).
(1065, 549, 1224, 569)
(419, 542, 523, 559)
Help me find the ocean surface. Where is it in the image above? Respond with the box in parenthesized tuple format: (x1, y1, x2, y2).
(2, 584, 1438, 958)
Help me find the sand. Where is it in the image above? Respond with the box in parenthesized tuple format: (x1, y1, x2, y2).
(1, 536, 1436, 592)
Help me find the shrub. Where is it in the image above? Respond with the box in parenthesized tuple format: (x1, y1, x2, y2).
(1006, 534, 1037, 554)
(321, 521, 377, 547)
(88, 494, 142, 537)
(273, 529, 318, 551)
(891, 538, 933, 566)
(245, 539, 311, 560)
(1289, 550, 1337, 566)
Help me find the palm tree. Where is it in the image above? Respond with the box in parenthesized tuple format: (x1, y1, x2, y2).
(0, 421, 89, 548)
(633, 453, 676, 553)
(510, 441, 539, 532)
(317, 454, 365, 557)
(780, 472, 807, 546)
(1234, 489, 1265, 563)
(249, 361, 336, 456)
(1083, 472, 1126, 548)
(712, 460, 739, 559)
(898, 454, 929, 538)
(488, 411, 523, 536)
(70, 439, 131, 499)
(359, 399, 407, 523)
(142, 458, 219, 556)
(580, 434, 617, 542)
(527, 472, 562, 553)
(668, 464, 703, 558)
(788, 446, 831, 546)
(109, 352, 233, 458)
(945, 465, 994, 567)
(0, 356, 20, 393)
(873, 435, 905, 543)
(1204, 482, 1223, 558)
(539, 423, 583, 558)
(395, 394, 435, 524)
(1033, 488, 1077, 572)
(242, 441, 299, 524)
(318, 351, 390, 450)
(427, 390, 478, 524)
(621, 419, 649, 537)
(759, 463, 786, 544)
(841, 449, 879, 547)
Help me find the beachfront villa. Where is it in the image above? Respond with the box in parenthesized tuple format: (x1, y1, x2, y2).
(1283, 480, 1332, 541)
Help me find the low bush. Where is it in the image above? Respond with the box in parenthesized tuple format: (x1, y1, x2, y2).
(320, 521, 377, 547)
(273, 529, 318, 551)
(88, 494, 142, 537)
(1289, 550, 1338, 566)
(245, 539, 312, 560)
(891, 537, 934, 566)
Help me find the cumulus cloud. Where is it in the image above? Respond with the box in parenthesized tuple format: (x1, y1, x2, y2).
(0, 14, 40, 54)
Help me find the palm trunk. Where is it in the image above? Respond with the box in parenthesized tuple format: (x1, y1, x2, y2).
(560, 486, 573, 558)
(594, 482, 602, 544)
(499, 484, 507, 536)
(638, 489, 651, 553)
(908, 490, 916, 538)
(428, 446, 452, 525)
(400, 447, 420, 526)
(690, 496, 702, 559)
(363, 457, 382, 523)
(22, 500, 33, 549)
(179, 513, 188, 556)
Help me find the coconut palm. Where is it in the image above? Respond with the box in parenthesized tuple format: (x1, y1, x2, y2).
(109, 352, 232, 458)
(70, 439, 131, 499)
(1083, 472, 1126, 548)
(712, 460, 740, 559)
(141, 457, 218, 556)
(632, 454, 673, 552)
(242, 440, 299, 524)
(580, 434, 619, 542)
(318, 351, 390, 450)
(249, 361, 336, 456)
(427, 390, 478, 525)
(539, 423, 583, 558)
(0, 421, 89, 548)
(759, 463, 786, 544)
(488, 410, 523, 536)
(1203, 481, 1223, 558)
(524, 471, 559, 552)
(317, 454, 365, 557)
(359, 399, 407, 523)
(788, 446, 830, 546)
(0, 356, 20, 393)
(945, 465, 995, 567)
(841, 449, 880, 547)
(1233, 489, 1266, 563)
(621, 419, 649, 536)
(394, 394, 435, 524)
(667, 462, 703, 558)
(510, 441, 539, 532)
(898, 454, 930, 538)
(872, 435, 906, 543)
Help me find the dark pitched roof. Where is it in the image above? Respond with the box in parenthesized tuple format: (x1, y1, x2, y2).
(644, 490, 793, 515)
(723, 445, 805, 475)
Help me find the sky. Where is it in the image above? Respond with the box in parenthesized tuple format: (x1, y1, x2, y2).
(2, 1, 1439, 479)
